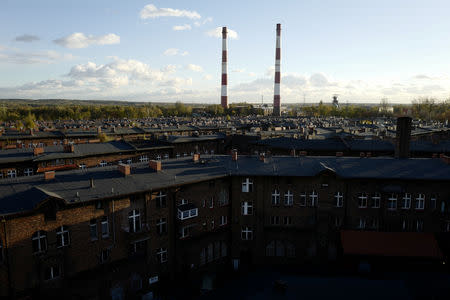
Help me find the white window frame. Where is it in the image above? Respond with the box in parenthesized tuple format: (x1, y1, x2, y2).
(372, 193, 381, 208)
(284, 190, 293, 206)
(56, 226, 70, 248)
(416, 219, 424, 232)
(156, 154, 161, 160)
(387, 194, 397, 210)
(7, 169, 16, 178)
(358, 218, 366, 229)
(430, 195, 437, 210)
(101, 217, 109, 238)
(358, 193, 368, 208)
(157, 248, 167, 263)
(335, 192, 343, 207)
(156, 191, 167, 208)
(128, 209, 141, 233)
(270, 216, 280, 225)
(24, 168, 33, 176)
(271, 189, 280, 206)
(79, 163, 87, 170)
(180, 226, 190, 238)
(32, 231, 47, 253)
(415, 194, 425, 210)
(299, 192, 306, 206)
(402, 193, 411, 209)
(99, 160, 108, 167)
(241, 178, 253, 193)
(44, 265, 60, 281)
(219, 215, 227, 226)
(241, 201, 253, 215)
(164, 153, 169, 160)
(241, 226, 253, 240)
(309, 191, 318, 207)
(139, 155, 148, 163)
(156, 218, 167, 234)
(127, 159, 133, 164)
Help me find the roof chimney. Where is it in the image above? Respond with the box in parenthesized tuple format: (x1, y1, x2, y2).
(193, 153, 200, 162)
(34, 147, 44, 156)
(299, 151, 307, 156)
(336, 151, 343, 157)
(290, 149, 296, 157)
(90, 178, 95, 188)
(232, 149, 238, 161)
(440, 154, 450, 165)
(44, 171, 55, 181)
(395, 117, 412, 159)
(118, 163, 131, 176)
(64, 144, 75, 153)
(259, 153, 266, 162)
(149, 160, 162, 172)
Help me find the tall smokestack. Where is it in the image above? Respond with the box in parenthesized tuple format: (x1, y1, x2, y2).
(395, 117, 412, 158)
(221, 27, 228, 109)
(273, 23, 282, 117)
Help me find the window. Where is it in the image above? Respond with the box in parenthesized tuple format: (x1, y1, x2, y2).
(270, 216, 280, 225)
(31, 231, 47, 254)
(283, 216, 292, 226)
(284, 190, 293, 206)
(180, 198, 188, 205)
(445, 221, 450, 232)
(241, 226, 253, 240)
(266, 241, 275, 257)
(372, 193, 381, 208)
(271, 189, 280, 206)
(130, 240, 146, 256)
(430, 195, 437, 210)
(127, 159, 133, 164)
(211, 220, 215, 230)
(299, 192, 306, 206)
(401, 193, 411, 209)
(101, 216, 109, 238)
(24, 168, 33, 176)
(156, 154, 161, 160)
(128, 209, 141, 232)
(100, 249, 110, 263)
(358, 193, 368, 208)
(371, 218, 379, 230)
(176, 153, 180, 158)
(209, 197, 214, 208)
(90, 219, 98, 240)
(157, 248, 167, 263)
(241, 178, 253, 193)
(387, 193, 397, 210)
(56, 226, 70, 248)
(219, 216, 227, 226)
(156, 218, 167, 235)
(416, 220, 424, 232)
(99, 160, 107, 167)
(44, 265, 60, 280)
(156, 191, 166, 208)
(335, 192, 343, 207)
(164, 153, 169, 160)
(309, 191, 318, 207)
(358, 218, 366, 229)
(139, 155, 148, 163)
(183, 152, 187, 157)
(7, 169, 16, 178)
(286, 241, 295, 258)
(415, 194, 425, 210)
(180, 226, 190, 238)
(241, 201, 253, 215)
(218, 189, 229, 206)
(79, 163, 86, 170)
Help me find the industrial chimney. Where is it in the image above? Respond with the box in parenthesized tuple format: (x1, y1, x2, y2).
(273, 23, 281, 116)
(395, 117, 412, 158)
(221, 27, 228, 109)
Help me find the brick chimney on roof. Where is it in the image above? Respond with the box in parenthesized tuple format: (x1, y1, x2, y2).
(149, 160, 162, 171)
(232, 149, 238, 161)
(34, 147, 44, 156)
(44, 171, 55, 181)
(118, 163, 130, 176)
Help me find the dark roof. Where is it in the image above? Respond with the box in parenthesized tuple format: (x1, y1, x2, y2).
(1, 155, 450, 216)
(341, 230, 443, 259)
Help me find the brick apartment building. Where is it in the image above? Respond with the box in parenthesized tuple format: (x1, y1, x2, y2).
(0, 151, 450, 298)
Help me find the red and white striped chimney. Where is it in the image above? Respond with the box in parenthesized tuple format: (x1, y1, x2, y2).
(221, 27, 228, 109)
(273, 23, 281, 116)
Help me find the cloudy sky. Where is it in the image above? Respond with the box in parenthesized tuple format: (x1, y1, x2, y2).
(1, 0, 450, 104)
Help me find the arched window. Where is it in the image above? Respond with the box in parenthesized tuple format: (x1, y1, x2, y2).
(275, 240, 285, 257)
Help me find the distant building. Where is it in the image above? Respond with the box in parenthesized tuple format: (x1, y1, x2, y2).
(332, 95, 339, 109)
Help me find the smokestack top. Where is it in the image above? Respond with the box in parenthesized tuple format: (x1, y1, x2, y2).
(222, 27, 227, 35)
(277, 23, 281, 30)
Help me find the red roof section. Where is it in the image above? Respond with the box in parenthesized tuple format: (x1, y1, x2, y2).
(341, 230, 443, 259)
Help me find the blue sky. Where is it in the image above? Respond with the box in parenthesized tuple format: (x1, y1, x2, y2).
(1, 0, 449, 104)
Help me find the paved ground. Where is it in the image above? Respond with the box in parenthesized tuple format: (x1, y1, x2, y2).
(197, 268, 450, 300)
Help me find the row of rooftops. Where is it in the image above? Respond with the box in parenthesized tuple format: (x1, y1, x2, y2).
(1, 154, 450, 216)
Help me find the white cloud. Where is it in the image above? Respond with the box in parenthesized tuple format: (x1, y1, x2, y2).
(53, 33, 120, 49)
(161, 64, 177, 73)
(194, 17, 213, 27)
(309, 73, 330, 87)
(173, 24, 192, 31)
(186, 64, 203, 72)
(232, 68, 245, 73)
(0, 48, 74, 64)
(206, 27, 238, 39)
(140, 4, 200, 19)
(15, 34, 40, 42)
(163, 48, 188, 56)
(203, 74, 212, 80)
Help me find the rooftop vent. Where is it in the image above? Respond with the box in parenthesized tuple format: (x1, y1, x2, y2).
(90, 178, 95, 188)
(232, 149, 238, 161)
(193, 153, 200, 162)
(63, 144, 75, 153)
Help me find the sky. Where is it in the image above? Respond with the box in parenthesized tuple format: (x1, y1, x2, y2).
(1, 0, 450, 104)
